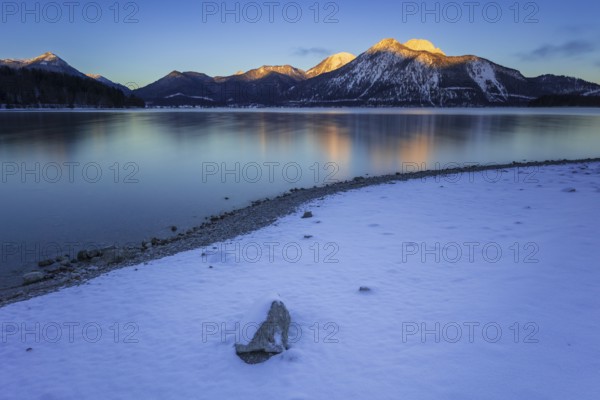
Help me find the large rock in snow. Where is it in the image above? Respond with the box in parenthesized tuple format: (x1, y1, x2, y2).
(235, 294, 291, 364)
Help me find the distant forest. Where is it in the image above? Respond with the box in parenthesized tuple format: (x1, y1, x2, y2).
(0, 66, 145, 108)
(529, 95, 600, 108)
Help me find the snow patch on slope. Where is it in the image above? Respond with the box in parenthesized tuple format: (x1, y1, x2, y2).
(467, 60, 508, 102)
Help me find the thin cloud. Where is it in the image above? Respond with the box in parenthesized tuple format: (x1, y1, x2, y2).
(519, 40, 596, 61)
(293, 47, 332, 57)
(556, 24, 597, 35)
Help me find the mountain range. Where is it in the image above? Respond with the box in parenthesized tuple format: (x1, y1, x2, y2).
(0, 52, 86, 78)
(1, 38, 599, 108)
(0, 53, 142, 108)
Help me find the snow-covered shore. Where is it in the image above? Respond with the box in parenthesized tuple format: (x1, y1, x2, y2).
(1, 162, 599, 399)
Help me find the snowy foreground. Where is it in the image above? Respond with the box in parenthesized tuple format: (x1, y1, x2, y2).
(2, 162, 600, 399)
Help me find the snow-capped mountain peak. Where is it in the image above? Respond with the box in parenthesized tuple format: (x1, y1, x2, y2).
(368, 38, 446, 57)
(403, 39, 446, 55)
(25, 52, 78, 71)
(286, 37, 600, 107)
(68, 36, 598, 107)
(368, 38, 406, 53)
(306, 52, 357, 78)
(30, 52, 61, 62)
(0, 51, 86, 78)
(237, 65, 307, 81)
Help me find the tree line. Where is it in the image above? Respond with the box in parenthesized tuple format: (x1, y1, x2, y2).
(0, 66, 145, 108)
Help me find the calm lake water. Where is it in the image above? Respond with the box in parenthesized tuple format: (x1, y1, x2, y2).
(1, 108, 599, 289)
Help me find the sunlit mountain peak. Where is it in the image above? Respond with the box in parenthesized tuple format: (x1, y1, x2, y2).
(403, 39, 445, 55)
(307, 52, 356, 77)
(369, 38, 445, 57)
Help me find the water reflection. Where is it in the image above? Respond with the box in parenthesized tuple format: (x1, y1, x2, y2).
(0, 109, 599, 289)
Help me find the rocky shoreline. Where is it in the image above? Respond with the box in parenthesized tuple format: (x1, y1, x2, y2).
(2, 157, 599, 308)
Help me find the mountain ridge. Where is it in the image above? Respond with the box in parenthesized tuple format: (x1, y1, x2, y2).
(134, 38, 600, 107)
(2, 38, 599, 107)
(86, 74, 132, 94)
(0, 52, 87, 78)
(0, 53, 144, 108)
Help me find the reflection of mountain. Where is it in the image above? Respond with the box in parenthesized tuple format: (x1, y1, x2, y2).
(307, 113, 528, 170)
(312, 119, 352, 166)
(396, 126, 435, 165)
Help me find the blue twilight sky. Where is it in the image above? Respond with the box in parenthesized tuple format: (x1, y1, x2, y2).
(0, 0, 599, 86)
